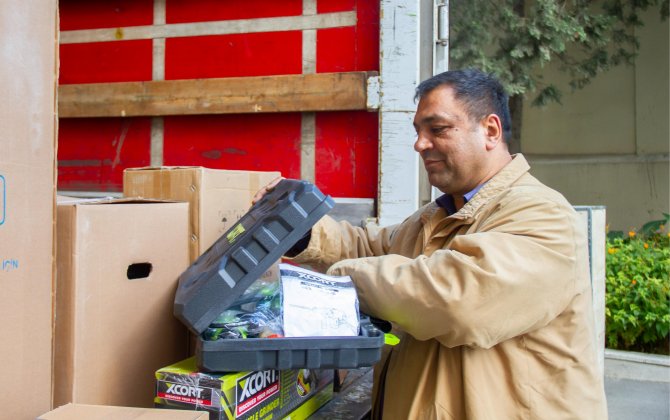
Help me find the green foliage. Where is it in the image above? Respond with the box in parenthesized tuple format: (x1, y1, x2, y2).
(605, 215, 670, 354)
(450, 0, 669, 105)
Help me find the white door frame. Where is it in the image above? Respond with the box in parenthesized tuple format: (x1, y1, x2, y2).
(377, 0, 448, 225)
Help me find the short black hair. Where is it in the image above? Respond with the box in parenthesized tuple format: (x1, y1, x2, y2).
(415, 68, 512, 142)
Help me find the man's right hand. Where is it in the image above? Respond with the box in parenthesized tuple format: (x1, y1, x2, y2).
(251, 176, 285, 205)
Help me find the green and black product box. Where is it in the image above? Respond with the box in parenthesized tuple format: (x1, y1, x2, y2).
(155, 358, 333, 420)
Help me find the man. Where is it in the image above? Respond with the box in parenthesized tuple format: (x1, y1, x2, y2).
(258, 69, 608, 418)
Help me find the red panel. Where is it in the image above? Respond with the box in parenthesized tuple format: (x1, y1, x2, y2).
(317, 27, 356, 72)
(317, 0, 379, 72)
(315, 111, 378, 198)
(317, 0, 355, 13)
(58, 118, 151, 192)
(166, 0, 302, 23)
(354, 0, 381, 72)
(315, 0, 379, 198)
(60, 0, 153, 30)
(163, 114, 301, 178)
(165, 32, 302, 79)
(60, 40, 153, 84)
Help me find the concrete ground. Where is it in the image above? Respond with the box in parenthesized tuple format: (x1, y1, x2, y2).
(604, 349, 670, 420)
(605, 377, 669, 420)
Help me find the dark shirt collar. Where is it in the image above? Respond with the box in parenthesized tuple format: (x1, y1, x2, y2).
(436, 183, 485, 215)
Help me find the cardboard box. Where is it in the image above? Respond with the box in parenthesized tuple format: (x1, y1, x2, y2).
(123, 167, 281, 355)
(39, 403, 209, 420)
(0, 1, 58, 418)
(154, 358, 333, 420)
(123, 167, 281, 262)
(54, 199, 191, 408)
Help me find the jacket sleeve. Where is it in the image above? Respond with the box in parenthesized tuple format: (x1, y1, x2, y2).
(289, 215, 399, 273)
(327, 193, 589, 349)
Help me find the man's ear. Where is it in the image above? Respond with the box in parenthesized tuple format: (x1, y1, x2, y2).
(482, 114, 503, 150)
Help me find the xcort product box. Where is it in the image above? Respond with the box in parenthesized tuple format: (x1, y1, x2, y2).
(39, 403, 208, 420)
(154, 358, 334, 420)
(123, 167, 281, 262)
(54, 198, 191, 408)
(0, 1, 58, 418)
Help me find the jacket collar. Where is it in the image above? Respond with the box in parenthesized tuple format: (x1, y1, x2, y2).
(422, 154, 531, 222)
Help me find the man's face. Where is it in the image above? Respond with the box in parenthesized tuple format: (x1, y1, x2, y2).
(413, 85, 490, 195)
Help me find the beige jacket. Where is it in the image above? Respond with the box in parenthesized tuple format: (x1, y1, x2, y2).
(293, 154, 607, 419)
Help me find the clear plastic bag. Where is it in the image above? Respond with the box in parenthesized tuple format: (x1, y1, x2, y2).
(279, 263, 360, 337)
(202, 278, 284, 341)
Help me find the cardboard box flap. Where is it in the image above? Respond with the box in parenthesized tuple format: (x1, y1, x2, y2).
(125, 166, 281, 175)
(58, 197, 184, 206)
(174, 179, 334, 335)
(124, 166, 281, 193)
(39, 403, 208, 419)
(57, 196, 115, 205)
(125, 166, 202, 171)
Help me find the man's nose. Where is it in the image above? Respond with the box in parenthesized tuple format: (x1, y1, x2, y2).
(414, 132, 431, 153)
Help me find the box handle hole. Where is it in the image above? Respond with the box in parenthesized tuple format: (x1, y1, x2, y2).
(127, 263, 152, 280)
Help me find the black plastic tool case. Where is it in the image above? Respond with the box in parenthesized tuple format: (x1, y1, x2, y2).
(174, 179, 385, 372)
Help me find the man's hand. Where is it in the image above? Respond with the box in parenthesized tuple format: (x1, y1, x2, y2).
(251, 176, 285, 205)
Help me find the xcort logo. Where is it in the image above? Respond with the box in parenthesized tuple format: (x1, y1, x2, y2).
(157, 380, 214, 407)
(238, 370, 279, 402)
(282, 269, 340, 287)
(235, 370, 280, 416)
(0, 175, 5, 226)
(165, 383, 204, 398)
(297, 271, 336, 286)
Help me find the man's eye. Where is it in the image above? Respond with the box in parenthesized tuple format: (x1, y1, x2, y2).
(431, 126, 450, 135)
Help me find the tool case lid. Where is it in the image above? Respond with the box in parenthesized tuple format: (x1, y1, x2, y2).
(174, 179, 335, 335)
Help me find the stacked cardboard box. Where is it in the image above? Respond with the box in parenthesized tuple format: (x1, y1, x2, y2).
(53, 198, 191, 407)
(123, 167, 280, 263)
(0, 1, 58, 418)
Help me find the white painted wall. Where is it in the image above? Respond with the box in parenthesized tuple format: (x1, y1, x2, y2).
(378, 0, 422, 226)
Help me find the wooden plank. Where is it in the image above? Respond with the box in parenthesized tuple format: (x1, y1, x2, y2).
(58, 72, 374, 118)
(150, 0, 166, 167)
(300, 1, 317, 183)
(300, 112, 316, 183)
(60, 12, 356, 44)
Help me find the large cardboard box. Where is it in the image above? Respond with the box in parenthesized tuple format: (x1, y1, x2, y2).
(39, 403, 208, 420)
(0, 1, 58, 418)
(123, 168, 281, 356)
(54, 198, 191, 408)
(154, 358, 334, 420)
(123, 167, 280, 262)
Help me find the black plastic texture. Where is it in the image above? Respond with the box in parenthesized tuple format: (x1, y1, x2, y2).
(196, 319, 384, 372)
(174, 179, 335, 335)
